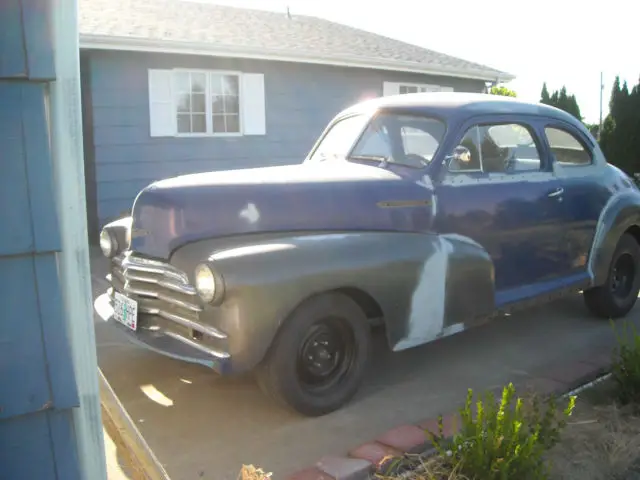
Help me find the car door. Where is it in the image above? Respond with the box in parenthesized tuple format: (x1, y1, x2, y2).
(433, 115, 572, 302)
(541, 122, 612, 276)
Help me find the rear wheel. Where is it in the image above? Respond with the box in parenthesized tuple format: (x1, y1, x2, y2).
(584, 233, 640, 318)
(256, 292, 371, 416)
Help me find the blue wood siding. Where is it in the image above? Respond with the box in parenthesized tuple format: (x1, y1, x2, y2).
(0, 1, 81, 479)
(83, 50, 486, 226)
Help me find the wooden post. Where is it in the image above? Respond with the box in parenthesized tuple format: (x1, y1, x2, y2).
(49, 1, 107, 478)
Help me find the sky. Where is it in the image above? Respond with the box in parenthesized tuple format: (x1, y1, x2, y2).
(196, 0, 637, 124)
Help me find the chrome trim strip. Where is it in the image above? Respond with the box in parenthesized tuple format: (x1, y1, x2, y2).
(109, 295, 227, 339)
(156, 309, 226, 340)
(164, 331, 230, 359)
(123, 269, 197, 296)
(122, 283, 202, 312)
(121, 255, 190, 285)
(159, 279, 197, 296)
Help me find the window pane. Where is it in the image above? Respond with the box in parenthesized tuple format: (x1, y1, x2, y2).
(191, 73, 206, 93)
(401, 126, 440, 161)
(356, 125, 392, 157)
(449, 123, 541, 173)
(176, 93, 190, 113)
(399, 86, 408, 94)
(223, 95, 239, 114)
(210, 74, 223, 95)
(177, 114, 191, 133)
(308, 114, 370, 162)
(212, 114, 226, 133)
(545, 127, 592, 165)
(222, 76, 238, 95)
(191, 93, 206, 113)
(212, 94, 224, 114)
(226, 114, 240, 133)
(174, 72, 190, 92)
(449, 126, 481, 172)
(192, 114, 206, 133)
(350, 114, 446, 168)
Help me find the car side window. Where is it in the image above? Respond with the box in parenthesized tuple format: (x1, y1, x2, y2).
(544, 127, 592, 166)
(449, 126, 482, 172)
(448, 123, 542, 173)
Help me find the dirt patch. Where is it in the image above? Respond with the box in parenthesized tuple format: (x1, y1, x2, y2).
(378, 379, 640, 480)
(545, 380, 640, 480)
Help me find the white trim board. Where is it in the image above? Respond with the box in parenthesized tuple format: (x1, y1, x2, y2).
(79, 34, 515, 83)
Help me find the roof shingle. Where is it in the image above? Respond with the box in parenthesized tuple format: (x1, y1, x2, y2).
(79, 0, 513, 81)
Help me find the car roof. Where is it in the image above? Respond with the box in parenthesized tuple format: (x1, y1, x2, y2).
(338, 92, 581, 126)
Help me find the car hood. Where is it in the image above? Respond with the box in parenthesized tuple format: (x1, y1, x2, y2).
(130, 162, 434, 259)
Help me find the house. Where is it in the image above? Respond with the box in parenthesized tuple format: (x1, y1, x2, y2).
(78, 0, 514, 237)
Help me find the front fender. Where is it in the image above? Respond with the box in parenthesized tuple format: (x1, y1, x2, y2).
(171, 231, 495, 372)
(589, 190, 640, 285)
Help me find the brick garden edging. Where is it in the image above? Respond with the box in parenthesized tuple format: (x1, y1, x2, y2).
(286, 345, 613, 480)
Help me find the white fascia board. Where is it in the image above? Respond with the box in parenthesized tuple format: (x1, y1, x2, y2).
(78, 34, 516, 83)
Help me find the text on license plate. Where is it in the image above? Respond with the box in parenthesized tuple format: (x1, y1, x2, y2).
(113, 291, 138, 331)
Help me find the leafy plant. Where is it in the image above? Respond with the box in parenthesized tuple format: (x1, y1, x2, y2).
(426, 383, 576, 480)
(611, 320, 640, 405)
(238, 465, 272, 480)
(489, 85, 516, 97)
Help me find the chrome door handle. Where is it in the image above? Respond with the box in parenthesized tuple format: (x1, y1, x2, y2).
(548, 187, 564, 198)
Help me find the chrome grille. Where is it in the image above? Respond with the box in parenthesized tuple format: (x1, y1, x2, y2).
(107, 252, 227, 341)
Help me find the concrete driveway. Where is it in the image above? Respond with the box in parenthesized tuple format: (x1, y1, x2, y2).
(91, 250, 634, 480)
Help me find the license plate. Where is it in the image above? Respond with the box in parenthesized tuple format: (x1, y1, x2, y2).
(113, 291, 138, 331)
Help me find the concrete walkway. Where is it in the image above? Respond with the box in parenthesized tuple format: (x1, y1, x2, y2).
(90, 249, 636, 479)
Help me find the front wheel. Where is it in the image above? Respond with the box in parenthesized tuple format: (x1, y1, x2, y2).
(255, 292, 371, 416)
(584, 233, 640, 318)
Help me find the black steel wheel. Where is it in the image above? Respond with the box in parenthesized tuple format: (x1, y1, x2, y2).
(584, 233, 640, 318)
(610, 253, 635, 300)
(256, 292, 371, 417)
(296, 317, 357, 394)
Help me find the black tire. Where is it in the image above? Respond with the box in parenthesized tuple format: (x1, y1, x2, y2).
(584, 233, 640, 318)
(255, 292, 371, 416)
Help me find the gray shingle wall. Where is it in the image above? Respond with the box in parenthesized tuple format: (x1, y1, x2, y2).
(85, 50, 485, 226)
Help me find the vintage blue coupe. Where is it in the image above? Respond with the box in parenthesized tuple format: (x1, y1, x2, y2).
(96, 92, 640, 416)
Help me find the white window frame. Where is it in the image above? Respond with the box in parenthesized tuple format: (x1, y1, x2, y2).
(399, 82, 442, 94)
(383, 81, 454, 96)
(172, 68, 244, 138)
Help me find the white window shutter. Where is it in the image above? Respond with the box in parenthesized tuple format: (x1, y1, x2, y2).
(148, 69, 176, 137)
(241, 73, 266, 135)
(438, 86, 454, 92)
(383, 82, 400, 96)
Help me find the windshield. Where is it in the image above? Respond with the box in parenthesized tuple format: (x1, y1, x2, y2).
(308, 112, 446, 168)
(308, 114, 370, 162)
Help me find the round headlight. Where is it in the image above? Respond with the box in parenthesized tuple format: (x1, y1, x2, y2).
(194, 264, 216, 303)
(100, 229, 118, 258)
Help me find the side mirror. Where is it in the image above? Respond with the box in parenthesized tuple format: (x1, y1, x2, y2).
(446, 145, 472, 169)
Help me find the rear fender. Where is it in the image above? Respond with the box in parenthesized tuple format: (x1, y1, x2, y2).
(589, 190, 640, 284)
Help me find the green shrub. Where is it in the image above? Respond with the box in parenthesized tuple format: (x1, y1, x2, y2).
(611, 320, 640, 405)
(426, 383, 576, 480)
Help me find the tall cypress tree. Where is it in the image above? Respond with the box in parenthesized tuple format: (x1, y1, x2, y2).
(539, 83, 583, 120)
(601, 76, 640, 173)
(540, 83, 551, 104)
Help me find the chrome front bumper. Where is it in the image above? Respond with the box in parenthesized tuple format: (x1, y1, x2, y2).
(104, 252, 231, 372)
